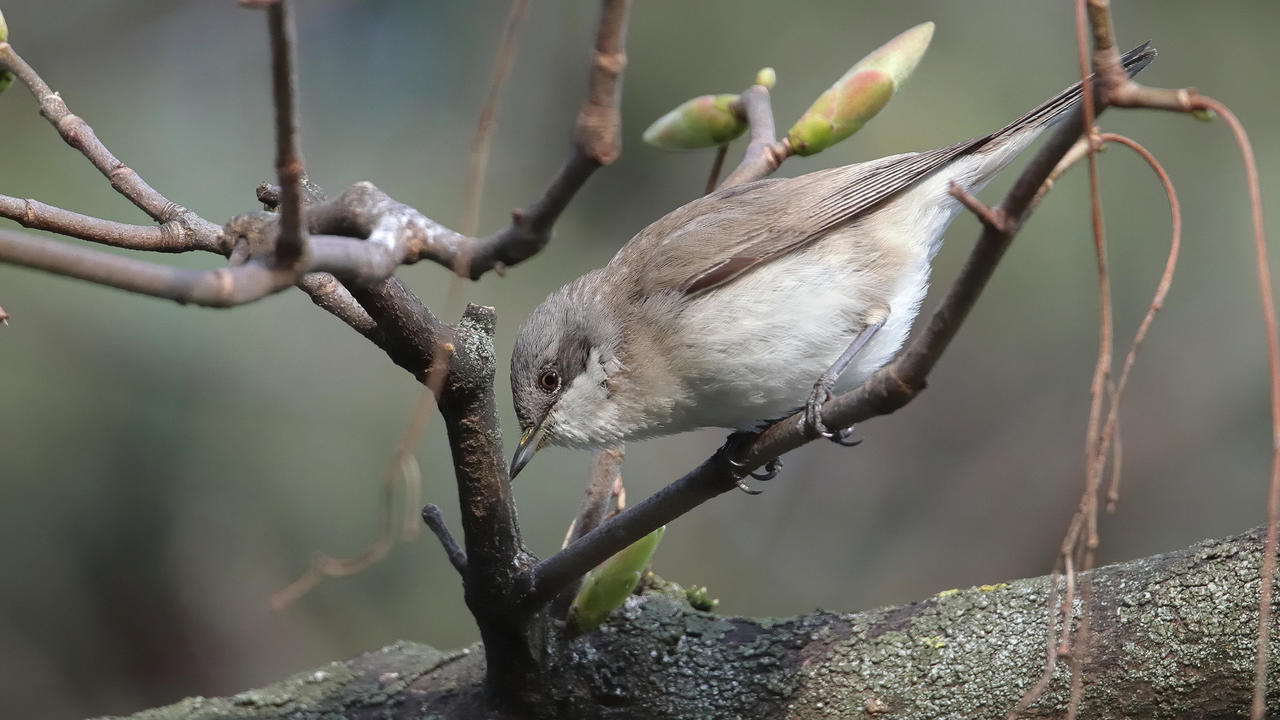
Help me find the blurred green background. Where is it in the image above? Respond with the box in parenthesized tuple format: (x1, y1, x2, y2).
(0, 1, 1277, 717)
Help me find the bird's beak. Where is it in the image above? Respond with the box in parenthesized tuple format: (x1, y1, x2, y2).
(509, 420, 547, 481)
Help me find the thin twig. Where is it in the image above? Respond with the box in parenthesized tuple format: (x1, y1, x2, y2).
(1029, 137, 1092, 213)
(1091, 131, 1180, 515)
(458, 0, 629, 279)
(265, 0, 309, 265)
(550, 447, 625, 618)
(281, 0, 536, 606)
(1067, 1, 1112, 711)
(0, 43, 220, 235)
(948, 182, 1008, 232)
(0, 195, 223, 253)
(704, 144, 729, 195)
(269, 332, 455, 609)
(1007, 564, 1066, 718)
(406, 0, 529, 538)
(296, 272, 376, 338)
(0, 228, 296, 307)
(573, 448, 625, 545)
(460, 0, 530, 241)
(718, 85, 792, 189)
(1193, 96, 1280, 720)
(422, 504, 467, 574)
(270, 318, 452, 609)
(1105, 396, 1123, 512)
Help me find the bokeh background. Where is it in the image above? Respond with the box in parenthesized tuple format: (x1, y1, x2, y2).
(1, 1, 1277, 717)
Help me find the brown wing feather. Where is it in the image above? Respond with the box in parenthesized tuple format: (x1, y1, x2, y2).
(612, 43, 1155, 299)
(612, 145, 969, 298)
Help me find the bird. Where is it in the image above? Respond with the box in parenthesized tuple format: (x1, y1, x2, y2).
(508, 43, 1156, 482)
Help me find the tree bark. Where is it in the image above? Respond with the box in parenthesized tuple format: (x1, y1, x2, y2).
(102, 527, 1280, 719)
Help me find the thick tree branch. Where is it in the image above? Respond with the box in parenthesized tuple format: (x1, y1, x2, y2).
(433, 304, 541, 708)
(348, 277, 448, 382)
(111, 529, 1280, 720)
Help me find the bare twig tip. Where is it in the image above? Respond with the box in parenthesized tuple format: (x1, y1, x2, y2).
(948, 181, 1007, 232)
(421, 503, 467, 574)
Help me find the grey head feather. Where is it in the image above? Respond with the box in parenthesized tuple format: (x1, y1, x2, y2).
(510, 270, 620, 436)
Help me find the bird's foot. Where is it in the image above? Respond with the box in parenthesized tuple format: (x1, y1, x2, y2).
(799, 382, 835, 439)
(721, 431, 782, 495)
(799, 382, 862, 447)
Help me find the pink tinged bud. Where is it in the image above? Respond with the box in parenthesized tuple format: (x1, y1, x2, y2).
(570, 526, 665, 631)
(788, 71, 894, 156)
(642, 94, 746, 151)
(786, 21, 934, 156)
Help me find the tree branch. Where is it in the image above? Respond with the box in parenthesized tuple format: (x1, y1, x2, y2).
(432, 304, 540, 707)
(718, 84, 792, 189)
(263, 0, 308, 265)
(455, 0, 630, 279)
(296, 272, 376, 338)
(0, 228, 295, 307)
(421, 503, 467, 575)
(549, 447, 626, 618)
(0, 195, 223, 252)
(0, 42, 221, 237)
(112, 528, 1280, 720)
(460, 0, 530, 239)
(348, 277, 449, 382)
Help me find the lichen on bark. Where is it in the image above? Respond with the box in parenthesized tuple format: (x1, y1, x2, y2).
(102, 528, 1280, 720)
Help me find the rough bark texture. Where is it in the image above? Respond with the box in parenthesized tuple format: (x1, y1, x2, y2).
(103, 527, 1280, 719)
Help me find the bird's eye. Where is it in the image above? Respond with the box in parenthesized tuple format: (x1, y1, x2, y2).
(538, 369, 561, 394)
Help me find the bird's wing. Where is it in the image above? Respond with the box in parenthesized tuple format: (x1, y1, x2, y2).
(615, 139, 976, 298)
(614, 41, 1155, 299)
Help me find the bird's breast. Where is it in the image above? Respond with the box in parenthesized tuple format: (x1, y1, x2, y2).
(655, 232, 932, 432)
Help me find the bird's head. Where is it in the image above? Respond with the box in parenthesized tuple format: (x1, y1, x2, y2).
(509, 275, 625, 479)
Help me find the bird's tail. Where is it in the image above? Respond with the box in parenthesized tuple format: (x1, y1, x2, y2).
(990, 42, 1156, 142)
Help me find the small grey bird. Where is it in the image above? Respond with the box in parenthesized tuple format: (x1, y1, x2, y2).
(510, 44, 1155, 480)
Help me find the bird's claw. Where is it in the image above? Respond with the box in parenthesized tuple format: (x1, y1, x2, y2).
(798, 383, 862, 446)
(828, 426, 862, 447)
(751, 457, 783, 481)
(721, 432, 781, 495)
(799, 383, 834, 438)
